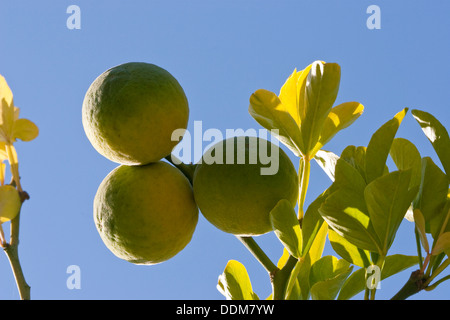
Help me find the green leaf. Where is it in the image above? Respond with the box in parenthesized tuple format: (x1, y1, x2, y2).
(295, 221, 328, 300)
(337, 254, 419, 300)
(249, 89, 303, 156)
(309, 255, 353, 300)
(314, 149, 339, 181)
(300, 61, 341, 155)
(311, 101, 364, 156)
(340, 145, 367, 182)
(412, 109, 450, 178)
(319, 186, 381, 253)
(365, 108, 408, 184)
(390, 137, 422, 189)
(334, 157, 367, 192)
(270, 199, 302, 258)
(431, 232, 450, 256)
(276, 248, 302, 300)
(364, 170, 419, 255)
(302, 187, 331, 256)
(414, 209, 430, 253)
(217, 260, 257, 300)
(328, 228, 371, 268)
(414, 157, 449, 233)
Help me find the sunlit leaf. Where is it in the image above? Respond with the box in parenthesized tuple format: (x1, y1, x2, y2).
(0, 75, 13, 107)
(414, 157, 448, 235)
(334, 157, 367, 192)
(275, 248, 301, 300)
(295, 222, 328, 300)
(319, 186, 381, 253)
(0, 74, 39, 145)
(340, 145, 367, 182)
(309, 255, 353, 300)
(314, 149, 339, 181)
(328, 228, 371, 268)
(13, 118, 39, 142)
(217, 260, 256, 300)
(412, 109, 450, 178)
(0, 185, 22, 224)
(300, 61, 341, 155)
(276, 247, 290, 270)
(338, 254, 419, 300)
(249, 89, 303, 156)
(311, 101, 364, 156)
(364, 170, 418, 255)
(278, 69, 302, 127)
(365, 108, 408, 184)
(302, 187, 331, 256)
(390, 137, 422, 189)
(270, 199, 302, 258)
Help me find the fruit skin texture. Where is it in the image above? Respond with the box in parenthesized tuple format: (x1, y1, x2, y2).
(94, 161, 198, 265)
(193, 136, 298, 236)
(82, 62, 189, 165)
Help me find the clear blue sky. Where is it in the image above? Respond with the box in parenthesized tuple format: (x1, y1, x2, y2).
(0, 1, 449, 300)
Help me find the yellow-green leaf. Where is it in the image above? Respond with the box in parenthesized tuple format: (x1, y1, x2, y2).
(314, 149, 339, 182)
(365, 108, 408, 184)
(365, 170, 419, 255)
(249, 89, 304, 156)
(320, 186, 381, 253)
(340, 145, 367, 182)
(0, 185, 21, 224)
(338, 254, 419, 300)
(328, 228, 371, 268)
(412, 109, 450, 178)
(413, 209, 429, 253)
(217, 260, 256, 300)
(300, 61, 341, 155)
(309, 255, 353, 300)
(390, 137, 422, 189)
(311, 101, 364, 156)
(13, 118, 39, 142)
(278, 69, 302, 127)
(0, 75, 13, 107)
(269, 199, 302, 258)
(414, 157, 448, 232)
(431, 232, 450, 256)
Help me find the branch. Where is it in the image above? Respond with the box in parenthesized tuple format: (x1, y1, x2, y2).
(3, 209, 31, 300)
(390, 270, 425, 300)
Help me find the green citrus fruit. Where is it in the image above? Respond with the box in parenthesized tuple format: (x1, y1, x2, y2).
(193, 136, 298, 236)
(0, 185, 21, 224)
(94, 161, 198, 265)
(82, 62, 189, 165)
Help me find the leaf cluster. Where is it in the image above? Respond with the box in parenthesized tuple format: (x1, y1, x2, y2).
(216, 61, 450, 300)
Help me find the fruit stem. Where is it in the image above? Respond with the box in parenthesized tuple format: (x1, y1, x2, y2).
(298, 156, 311, 221)
(164, 155, 196, 185)
(237, 236, 277, 274)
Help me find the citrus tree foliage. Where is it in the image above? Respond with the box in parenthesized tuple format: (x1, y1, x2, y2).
(218, 61, 450, 300)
